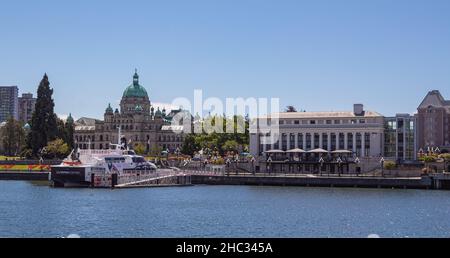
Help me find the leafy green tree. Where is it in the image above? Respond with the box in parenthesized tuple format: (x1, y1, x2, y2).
(285, 106, 297, 112)
(134, 143, 146, 155)
(42, 138, 70, 159)
(223, 140, 239, 153)
(384, 161, 396, 171)
(29, 74, 58, 156)
(182, 114, 250, 156)
(55, 116, 75, 150)
(149, 145, 163, 156)
(65, 115, 75, 149)
(0, 117, 26, 156)
(420, 155, 436, 173)
(56, 118, 66, 142)
(181, 134, 200, 155)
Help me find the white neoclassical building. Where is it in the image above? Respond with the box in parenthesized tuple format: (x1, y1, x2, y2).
(250, 104, 385, 158)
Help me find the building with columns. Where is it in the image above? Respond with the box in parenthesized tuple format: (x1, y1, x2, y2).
(73, 71, 191, 153)
(250, 104, 385, 158)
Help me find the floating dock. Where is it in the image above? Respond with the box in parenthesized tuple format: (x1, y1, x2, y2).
(115, 174, 192, 188)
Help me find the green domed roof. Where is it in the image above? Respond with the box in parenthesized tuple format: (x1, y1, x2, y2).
(122, 70, 148, 98)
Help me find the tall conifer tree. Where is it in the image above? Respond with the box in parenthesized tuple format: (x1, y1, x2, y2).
(29, 74, 58, 155)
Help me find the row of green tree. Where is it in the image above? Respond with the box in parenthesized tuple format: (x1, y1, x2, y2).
(0, 74, 74, 159)
(181, 115, 249, 156)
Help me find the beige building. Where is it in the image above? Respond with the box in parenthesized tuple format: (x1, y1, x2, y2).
(74, 71, 190, 153)
(250, 104, 385, 158)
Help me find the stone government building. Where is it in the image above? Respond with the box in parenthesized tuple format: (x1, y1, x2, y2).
(74, 71, 191, 152)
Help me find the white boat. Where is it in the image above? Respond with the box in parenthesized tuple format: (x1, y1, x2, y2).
(51, 128, 158, 188)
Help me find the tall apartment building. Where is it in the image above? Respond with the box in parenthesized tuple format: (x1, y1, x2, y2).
(0, 86, 19, 122)
(18, 93, 36, 123)
(416, 90, 450, 152)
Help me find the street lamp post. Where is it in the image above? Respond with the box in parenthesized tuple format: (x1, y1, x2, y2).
(319, 156, 324, 176)
(337, 157, 342, 177)
(354, 157, 360, 177)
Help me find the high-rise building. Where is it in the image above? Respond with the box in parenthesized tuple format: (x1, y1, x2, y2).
(384, 114, 417, 161)
(416, 90, 450, 152)
(0, 86, 19, 122)
(18, 93, 36, 123)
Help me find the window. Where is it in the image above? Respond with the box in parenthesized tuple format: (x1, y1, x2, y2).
(310, 120, 316, 125)
(132, 157, 146, 163)
(359, 119, 365, 124)
(279, 120, 285, 125)
(326, 120, 332, 125)
(294, 120, 300, 125)
(334, 120, 341, 124)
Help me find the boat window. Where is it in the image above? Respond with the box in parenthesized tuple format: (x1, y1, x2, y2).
(132, 157, 146, 163)
(105, 157, 126, 163)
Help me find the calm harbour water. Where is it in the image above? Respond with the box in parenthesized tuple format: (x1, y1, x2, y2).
(1, 180, 450, 238)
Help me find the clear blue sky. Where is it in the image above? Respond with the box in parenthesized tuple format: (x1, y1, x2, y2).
(1, 0, 450, 119)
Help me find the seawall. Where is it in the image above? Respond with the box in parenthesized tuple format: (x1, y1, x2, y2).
(0, 172, 50, 181)
(191, 175, 433, 190)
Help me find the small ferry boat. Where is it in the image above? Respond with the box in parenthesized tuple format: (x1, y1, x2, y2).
(51, 129, 158, 188)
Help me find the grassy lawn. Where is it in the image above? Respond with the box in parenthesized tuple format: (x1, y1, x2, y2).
(0, 156, 21, 161)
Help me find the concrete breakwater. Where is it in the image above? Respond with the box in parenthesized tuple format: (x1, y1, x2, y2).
(191, 174, 434, 190)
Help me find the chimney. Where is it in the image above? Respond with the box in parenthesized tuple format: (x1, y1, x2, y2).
(353, 104, 364, 116)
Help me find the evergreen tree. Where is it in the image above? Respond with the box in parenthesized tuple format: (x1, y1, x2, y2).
(0, 117, 25, 156)
(65, 113, 75, 149)
(29, 74, 58, 156)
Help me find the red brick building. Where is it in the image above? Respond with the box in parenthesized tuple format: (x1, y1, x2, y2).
(416, 90, 450, 152)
